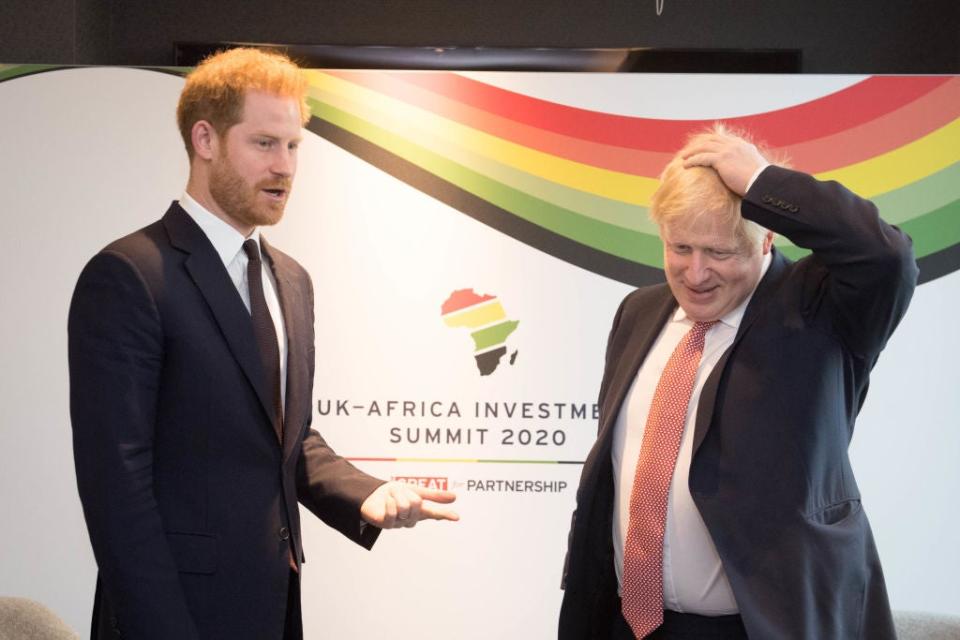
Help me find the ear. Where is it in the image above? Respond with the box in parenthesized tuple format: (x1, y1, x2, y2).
(191, 120, 220, 161)
(761, 230, 775, 255)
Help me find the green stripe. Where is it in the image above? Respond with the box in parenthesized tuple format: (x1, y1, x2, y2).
(310, 98, 960, 269)
(874, 161, 960, 225)
(311, 98, 665, 265)
(440, 144, 655, 234)
(898, 198, 960, 257)
(310, 88, 656, 233)
(471, 321, 520, 351)
(0, 64, 53, 82)
(772, 197, 960, 262)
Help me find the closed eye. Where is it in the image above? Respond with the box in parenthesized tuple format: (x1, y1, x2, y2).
(707, 249, 735, 259)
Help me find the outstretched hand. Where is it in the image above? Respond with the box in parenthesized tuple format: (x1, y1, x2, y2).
(360, 481, 459, 529)
(681, 133, 770, 196)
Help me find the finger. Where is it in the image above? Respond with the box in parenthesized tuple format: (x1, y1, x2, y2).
(682, 152, 717, 169)
(391, 486, 413, 523)
(406, 491, 423, 523)
(410, 487, 457, 504)
(382, 494, 397, 528)
(419, 504, 460, 522)
(680, 137, 723, 158)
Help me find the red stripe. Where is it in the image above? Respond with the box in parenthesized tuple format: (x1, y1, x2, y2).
(441, 289, 496, 315)
(327, 70, 671, 176)
(779, 77, 960, 173)
(394, 73, 951, 151)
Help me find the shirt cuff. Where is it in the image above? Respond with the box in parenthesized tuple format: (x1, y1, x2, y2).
(745, 163, 771, 194)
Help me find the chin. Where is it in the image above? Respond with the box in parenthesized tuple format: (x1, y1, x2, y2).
(682, 304, 718, 323)
(254, 208, 285, 227)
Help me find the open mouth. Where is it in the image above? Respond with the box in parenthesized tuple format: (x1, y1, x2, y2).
(262, 188, 287, 200)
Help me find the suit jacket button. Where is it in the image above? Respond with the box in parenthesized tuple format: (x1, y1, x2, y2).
(279, 526, 290, 540)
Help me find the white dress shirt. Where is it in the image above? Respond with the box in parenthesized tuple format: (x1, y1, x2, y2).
(611, 252, 771, 615)
(179, 193, 288, 412)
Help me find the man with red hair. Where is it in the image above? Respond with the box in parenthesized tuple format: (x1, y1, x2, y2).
(69, 48, 457, 640)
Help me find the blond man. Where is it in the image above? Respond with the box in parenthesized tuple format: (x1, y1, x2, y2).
(69, 48, 456, 640)
(560, 126, 916, 639)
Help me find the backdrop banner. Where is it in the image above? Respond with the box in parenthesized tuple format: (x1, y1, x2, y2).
(0, 65, 957, 638)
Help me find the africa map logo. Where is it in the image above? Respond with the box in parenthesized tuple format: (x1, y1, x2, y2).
(441, 289, 519, 376)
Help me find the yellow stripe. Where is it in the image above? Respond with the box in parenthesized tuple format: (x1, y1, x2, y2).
(815, 118, 960, 197)
(306, 71, 959, 205)
(442, 301, 507, 328)
(305, 71, 656, 205)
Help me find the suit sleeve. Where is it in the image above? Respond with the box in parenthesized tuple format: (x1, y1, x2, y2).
(743, 165, 919, 358)
(294, 270, 383, 549)
(69, 250, 200, 639)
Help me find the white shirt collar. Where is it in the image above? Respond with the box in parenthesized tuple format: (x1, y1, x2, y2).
(672, 249, 773, 330)
(179, 191, 261, 268)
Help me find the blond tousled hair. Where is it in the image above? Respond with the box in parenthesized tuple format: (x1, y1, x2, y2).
(176, 47, 310, 158)
(650, 123, 780, 250)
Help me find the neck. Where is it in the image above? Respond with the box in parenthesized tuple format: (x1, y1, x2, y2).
(185, 173, 254, 237)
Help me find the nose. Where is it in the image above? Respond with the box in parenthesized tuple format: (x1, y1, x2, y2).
(271, 147, 296, 177)
(685, 251, 711, 285)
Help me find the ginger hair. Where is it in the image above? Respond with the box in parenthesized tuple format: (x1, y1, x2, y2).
(176, 47, 310, 158)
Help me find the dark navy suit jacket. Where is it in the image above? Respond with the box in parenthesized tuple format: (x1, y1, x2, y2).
(559, 167, 918, 640)
(69, 203, 383, 639)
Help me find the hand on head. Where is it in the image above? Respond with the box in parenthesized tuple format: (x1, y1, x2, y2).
(681, 133, 770, 197)
(360, 480, 459, 529)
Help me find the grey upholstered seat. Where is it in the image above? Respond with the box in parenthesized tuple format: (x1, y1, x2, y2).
(0, 598, 78, 640)
(894, 610, 960, 640)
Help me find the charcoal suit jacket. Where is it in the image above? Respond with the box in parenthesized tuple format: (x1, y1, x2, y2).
(69, 202, 383, 639)
(559, 166, 918, 640)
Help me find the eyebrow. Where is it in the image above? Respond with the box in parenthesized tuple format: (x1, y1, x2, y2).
(668, 240, 740, 252)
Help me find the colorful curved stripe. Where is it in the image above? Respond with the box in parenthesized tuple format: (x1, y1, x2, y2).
(781, 78, 960, 174)
(3, 65, 955, 283)
(390, 73, 951, 151)
(325, 69, 669, 177)
(305, 71, 960, 282)
(308, 72, 657, 205)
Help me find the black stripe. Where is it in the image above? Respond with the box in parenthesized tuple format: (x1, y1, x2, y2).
(917, 243, 960, 284)
(306, 115, 960, 287)
(306, 116, 665, 288)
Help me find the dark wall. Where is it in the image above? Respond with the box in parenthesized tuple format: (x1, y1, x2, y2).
(2, 0, 958, 71)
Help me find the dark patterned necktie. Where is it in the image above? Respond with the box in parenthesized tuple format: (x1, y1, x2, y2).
(243, 239, 283, 443)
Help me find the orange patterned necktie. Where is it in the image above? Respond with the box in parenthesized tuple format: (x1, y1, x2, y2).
(621, 320, 717, 638)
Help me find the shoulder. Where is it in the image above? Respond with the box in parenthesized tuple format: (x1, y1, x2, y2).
(601, 282, 673, 345)
(261, 238, 308, 276)
(77, 219, 168, 280)
(101, 219, 168, 258)
(619, 282, 672, 318)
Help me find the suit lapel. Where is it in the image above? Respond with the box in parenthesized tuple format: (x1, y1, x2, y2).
(691, 248, 791, 455)
(261, 237, 308, 461)
(596, 287, 677, 448)
(162, 203, 276, 429)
